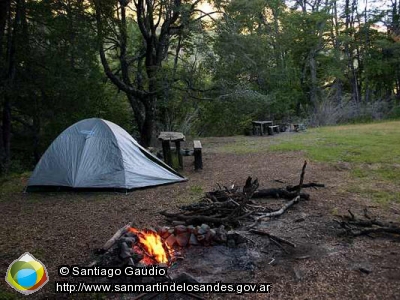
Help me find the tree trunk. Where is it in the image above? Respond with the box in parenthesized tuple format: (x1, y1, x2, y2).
(1, 0, 22, 174)
(309, 50, 319, 111)
(332, 0, 343, 105)
(94, 0, 201, 147)
(1, 98, 11, 173)
(0, 0, 10, 56)
(139, 97, 155, 148)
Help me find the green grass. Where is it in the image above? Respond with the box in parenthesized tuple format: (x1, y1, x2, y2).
(270, 122, 400, 164)
(0, 172, 30, 201)
(2, 121, 399, 206)
(210, 121, 400, 204)
(269, 121, 400, 204)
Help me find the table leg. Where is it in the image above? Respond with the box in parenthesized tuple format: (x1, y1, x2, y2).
(162, 141, 172, 167)
(175, 141, 183, 170)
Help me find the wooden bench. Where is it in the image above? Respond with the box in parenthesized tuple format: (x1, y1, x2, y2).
(252, 121, 273, 136)
(267, 125, 280, 135)
(193, 140, 203, 170)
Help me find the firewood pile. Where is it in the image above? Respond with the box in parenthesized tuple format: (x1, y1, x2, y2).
(93, 162, 319, 269)
(160, 161, 324, 230)
(92, 159, 400, 278)
(157, 224, 247, 248)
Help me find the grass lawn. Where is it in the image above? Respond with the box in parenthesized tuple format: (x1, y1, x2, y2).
(269, 121, 400, 205)
(211, 121, 400, 205)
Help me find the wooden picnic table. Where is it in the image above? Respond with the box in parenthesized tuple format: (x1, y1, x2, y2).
(158, 132, 185, 170)
(252, 121, 273, 136)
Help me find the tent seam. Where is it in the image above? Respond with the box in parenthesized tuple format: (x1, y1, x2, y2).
(102, 120, 127, 189)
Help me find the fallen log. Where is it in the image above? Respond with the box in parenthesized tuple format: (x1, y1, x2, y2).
(286, 182, 325, 192)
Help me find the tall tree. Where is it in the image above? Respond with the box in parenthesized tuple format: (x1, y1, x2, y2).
(93, 0, 214, 147)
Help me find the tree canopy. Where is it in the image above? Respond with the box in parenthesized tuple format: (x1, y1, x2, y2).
(0, 0, 399, 174)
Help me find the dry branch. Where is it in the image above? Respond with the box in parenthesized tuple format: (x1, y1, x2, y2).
(161, 162, 316, 229)
(248, 196, 300, 229)
(249, 229, 296, 248)
(297, 160, 307, 195)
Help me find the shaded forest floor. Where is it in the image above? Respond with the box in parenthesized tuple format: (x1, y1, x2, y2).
(1, 121, 400, 299)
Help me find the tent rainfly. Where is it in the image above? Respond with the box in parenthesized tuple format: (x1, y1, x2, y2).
(26, 118, 186, 191)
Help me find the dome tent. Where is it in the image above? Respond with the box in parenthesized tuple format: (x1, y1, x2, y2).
(27, 118, 186, 191)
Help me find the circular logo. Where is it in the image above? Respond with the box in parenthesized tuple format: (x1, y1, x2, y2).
(5, 252, 49, 295)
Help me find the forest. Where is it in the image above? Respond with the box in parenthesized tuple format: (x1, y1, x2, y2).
(1, 0, 399, 175)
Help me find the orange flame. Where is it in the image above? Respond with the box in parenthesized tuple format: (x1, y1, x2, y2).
(128, 227, 171, 265)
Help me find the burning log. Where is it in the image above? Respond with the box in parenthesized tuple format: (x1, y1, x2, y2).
(102, 223, 132, 252)
(94, 225, 176, 270)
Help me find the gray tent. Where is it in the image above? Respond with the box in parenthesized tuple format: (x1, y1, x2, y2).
(27, 118, 186, 190)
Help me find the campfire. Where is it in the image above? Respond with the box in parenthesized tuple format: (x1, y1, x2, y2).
(97, 225, 176, 268)
(89, 161, 400, 293)
(92, 162, 329, 281)
(128, 227, 172, 265)
(97, 223, 237, 269)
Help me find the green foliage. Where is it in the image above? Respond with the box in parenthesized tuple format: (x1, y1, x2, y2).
(193, 88, 271, 136)
(1, 0, 133, 172)
(2, 0, 400, 172)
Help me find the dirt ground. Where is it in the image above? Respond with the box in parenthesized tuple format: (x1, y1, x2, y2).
(1, 135, 400, 299)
